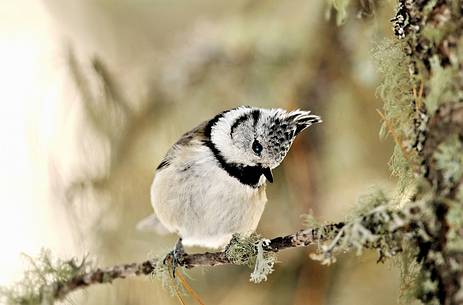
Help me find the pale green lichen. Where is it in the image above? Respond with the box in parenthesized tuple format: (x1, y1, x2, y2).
(0, 249, 89, 305)
(434, 134, 463, 192)
(422, 25, 447, 46)
(301, 210, 320, 228)
(352, 188, 390, 217)
(249, 240, 275, 283)
(225, 234, 277, 283)
(326, 0, 350, 25)
(395, 245, 422, 305)
(150, 257, 186, 296)
(310, 191, 421, 265)
(390, 145, 418, 192)
(421, 0, 459, 49)
(426, 56, 457, 114)
(457, 185, 463, 203)
(225, 234, 261, 266)
(374, 39, 418, 191)
(374, 40, 414, 136)
(446, 199, 463, 252)
(416, 270, 441, 305)
(423, 0, 439, 18)
(309, 195, 438, 305)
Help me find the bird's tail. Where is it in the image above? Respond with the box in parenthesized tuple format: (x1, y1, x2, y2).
(136, 214, 170, 235)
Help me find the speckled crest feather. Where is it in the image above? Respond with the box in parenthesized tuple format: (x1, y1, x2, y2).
(263, 109, 321, 165)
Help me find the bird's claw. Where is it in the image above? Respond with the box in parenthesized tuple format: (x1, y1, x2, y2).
(255, 238, 272, 251)
(261, 238, 271, 247)
(163, 238, 186, 278)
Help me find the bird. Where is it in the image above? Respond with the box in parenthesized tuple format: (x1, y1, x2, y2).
(138, 106, 321, 268)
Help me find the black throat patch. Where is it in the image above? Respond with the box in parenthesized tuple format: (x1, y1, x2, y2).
(204, 110, 265, 188)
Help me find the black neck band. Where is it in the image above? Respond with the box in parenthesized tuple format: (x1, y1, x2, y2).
(204, 111, 264, 188)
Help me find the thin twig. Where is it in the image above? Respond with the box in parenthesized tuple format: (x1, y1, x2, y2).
(413, 82, 424, 111)
(176, 270, 206, 305)
(376, 109, 417, 170)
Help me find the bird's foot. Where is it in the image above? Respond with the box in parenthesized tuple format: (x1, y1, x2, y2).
(163, 238, 186, 278)
(224, 234, 239, 253)
(260, 238, 271, 248)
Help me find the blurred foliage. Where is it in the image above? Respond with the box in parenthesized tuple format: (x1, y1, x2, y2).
(327, 0, 350, 24)
(0, 250, 89, 305)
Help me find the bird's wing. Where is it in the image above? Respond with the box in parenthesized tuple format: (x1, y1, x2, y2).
(155, 120, 208, 172)
(139, 121, 209, 234)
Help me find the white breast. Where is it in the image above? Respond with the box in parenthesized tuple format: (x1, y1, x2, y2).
(151, 146, 267, 249)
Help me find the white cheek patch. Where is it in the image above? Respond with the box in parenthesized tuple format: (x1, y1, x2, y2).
(212, 123, 245, 164)
(211, 109, 257, 166)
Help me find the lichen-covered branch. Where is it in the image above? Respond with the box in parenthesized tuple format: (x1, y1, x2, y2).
(387, 1, 463, 304)
(183, 222, 346, 267)
(0, 224, 340, 305)
(2, 191, 437, 305)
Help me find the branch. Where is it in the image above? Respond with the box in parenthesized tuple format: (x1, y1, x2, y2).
(4, 194, 429, 305)
(390, 1, 463, 304)
(51, 223, 345, 301)
(186, 223, 346, 266)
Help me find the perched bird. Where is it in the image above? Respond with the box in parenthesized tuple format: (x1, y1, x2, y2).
(138, 106, 321, 261)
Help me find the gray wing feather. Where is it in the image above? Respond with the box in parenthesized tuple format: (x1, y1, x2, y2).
(155, 120, 208, 171)
(139, 121, 209, 235)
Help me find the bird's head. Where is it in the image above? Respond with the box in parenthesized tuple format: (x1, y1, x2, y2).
(207, 106, 321, 183)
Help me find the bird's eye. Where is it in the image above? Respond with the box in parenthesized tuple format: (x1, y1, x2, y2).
(252, 140, 263, 155)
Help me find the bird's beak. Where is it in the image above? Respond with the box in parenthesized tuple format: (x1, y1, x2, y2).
(262, 167, 273, 183)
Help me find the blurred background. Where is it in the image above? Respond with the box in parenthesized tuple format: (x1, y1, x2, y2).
(0, 0, 402, 304)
